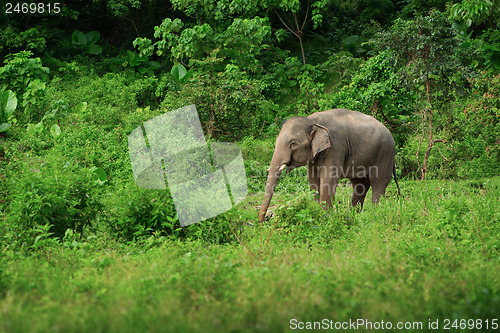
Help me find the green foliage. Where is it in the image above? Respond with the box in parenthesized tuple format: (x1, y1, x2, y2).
(0, 26, 47, 56)
(449, 0, 496, 27)
(400, 0, 451, 17)
(135, 16, 271, 72)
(5, 155, 103, 248)
(112, 50, 161, 74)
(451, 72, 500, 178)
(0, 51, 49, 120)
(25, 99, 73, 147)
(449, 0, 500, 70)
(335, 51, 396, 109)
(92, 167, 108, 186)
(373, 10, 461, 88)
(260, 56, 327, 115)
(0, 179, 498, 332)
(480, 28, 500, 70)
(103, 183, 180, 241)
(437, 199, 472, 243)
(159, 65, 278, 140)
(107, 0, 153, 16)
(0, 90, 17, 132)
(71, 30, 103, 55)
(274, 191, 346, 246)
(169, 0, 263, 21)
(102, 182, 239, 244)
(49, 124, 63, 142)
(45, 71, 158, 128)
(170, 63, 193, 86)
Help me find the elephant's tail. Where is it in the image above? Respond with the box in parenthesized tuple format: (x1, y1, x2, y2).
(393, 164, 401, 196)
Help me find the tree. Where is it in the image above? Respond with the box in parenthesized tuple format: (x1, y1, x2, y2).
(449, 0, 500, 71)
(133, 1, 271, 72)
(272, 0, 328, 65)
(372, 11, 464, 180)
(106, 0, 154, 36)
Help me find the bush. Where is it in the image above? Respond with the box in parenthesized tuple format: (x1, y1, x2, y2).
(5, 153, 102, 248)
(103, 182, 239, 244)
(103, 182, 180, 241)
(451, 72, 500, 178)
(0, 26, 47, 57)
(159, 65, 279, 141)
(45, 71, 158, 123)
(0, 51, 49, 122)
(274, 191, 346, 246)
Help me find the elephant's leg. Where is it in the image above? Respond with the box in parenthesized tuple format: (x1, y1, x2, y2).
(370, 176, 391, 204)
(319, 166, 338, 208)
(307, 165, 321, 203)
(350, 177, 371, 209)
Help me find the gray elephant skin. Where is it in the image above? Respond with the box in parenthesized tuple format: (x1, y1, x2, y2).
(259, 108, 401, 223)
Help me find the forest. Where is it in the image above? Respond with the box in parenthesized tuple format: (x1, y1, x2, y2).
(0, 0, 499, 332)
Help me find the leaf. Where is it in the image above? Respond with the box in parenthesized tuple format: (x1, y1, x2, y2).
(179, 68, 193, 84)
(171, 63, 187, 82)
(460, 40, 472, 49)
(72, 30, 86, 45)
(490, 50, 500, 69)
(50, 124, 62, 141)
(0, 123, 11, 132)
(0, 90, 17, 117)
(92, 167, 108, 185)
(75, 101, 87, 113)
(343, 35, 360, 46)
(26, 123, 36, 135)
(85, 31, 100, 45)
(148, 61, 161, 70)
(127, 51, 144, 66)
(35, 122, 44, 134)
(86, 44, 102, 55)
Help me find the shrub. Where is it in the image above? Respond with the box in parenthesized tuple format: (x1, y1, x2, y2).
(274, 191, 346, 246)
(45, 71, 157, 120)
(103, 181, 239, 244)
(0, 90, 17, 133)
(0, 51, 49, 122)
(159, 65, 279, 141)
(103, 182, 180, 241)
(451, 72, 500, 178)
(0, 26, 47, 57)
(5, 153, 102, 248)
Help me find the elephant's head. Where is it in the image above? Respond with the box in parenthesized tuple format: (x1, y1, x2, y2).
(258, 117, 331, 223)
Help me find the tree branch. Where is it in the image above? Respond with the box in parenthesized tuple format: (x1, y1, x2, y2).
(301, 0, 310, 31)
(275, 10, 300, 38)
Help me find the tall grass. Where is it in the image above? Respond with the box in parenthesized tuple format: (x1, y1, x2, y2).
(1, 178, 498, 332)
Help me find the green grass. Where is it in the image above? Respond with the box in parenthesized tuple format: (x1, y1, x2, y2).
(1, 178, 498, 332)
(0, 64, 498, 333)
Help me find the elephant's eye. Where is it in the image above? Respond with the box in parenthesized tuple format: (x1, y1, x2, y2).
(289, 140, 298, 149)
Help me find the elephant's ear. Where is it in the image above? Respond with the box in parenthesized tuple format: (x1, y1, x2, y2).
(310, 124, 331, 160)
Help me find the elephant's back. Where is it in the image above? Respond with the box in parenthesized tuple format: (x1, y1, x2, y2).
(309, 108, 389, 132)
(309, 108, 395, 150)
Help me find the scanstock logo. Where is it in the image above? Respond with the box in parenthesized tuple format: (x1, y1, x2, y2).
(128, 105, 248, 226)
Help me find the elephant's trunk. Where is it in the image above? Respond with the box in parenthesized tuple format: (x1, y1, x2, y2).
(259, 161, 286, 223)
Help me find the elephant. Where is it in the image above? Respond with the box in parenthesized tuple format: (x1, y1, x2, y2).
(259, 108, 401, 223)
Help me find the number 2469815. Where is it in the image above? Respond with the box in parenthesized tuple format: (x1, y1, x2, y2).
(5, 3, 61, 14)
